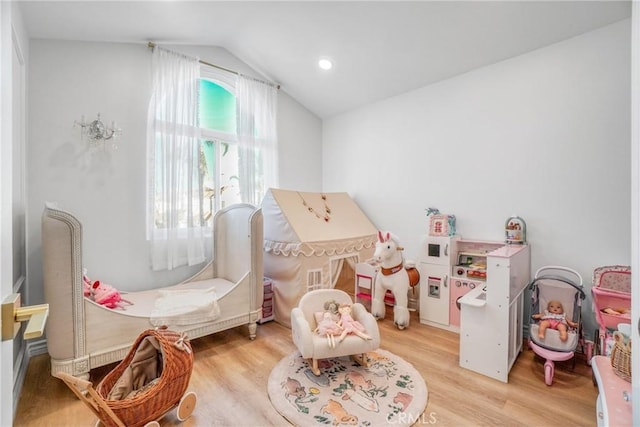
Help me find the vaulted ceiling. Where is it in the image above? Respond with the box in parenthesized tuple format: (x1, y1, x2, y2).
(18, 1, 632, 118)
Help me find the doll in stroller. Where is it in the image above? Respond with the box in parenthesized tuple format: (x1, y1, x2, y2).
(533, 300, 578, 342)
(528, 266, 586, 386)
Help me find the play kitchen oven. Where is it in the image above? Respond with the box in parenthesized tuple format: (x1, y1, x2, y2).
(453, 252, 487, 280)
(449, 243, 499, 327)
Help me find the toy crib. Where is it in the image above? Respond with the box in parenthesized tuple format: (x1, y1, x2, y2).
(591, 265, 631, 357)
(42, 202, 263, 378)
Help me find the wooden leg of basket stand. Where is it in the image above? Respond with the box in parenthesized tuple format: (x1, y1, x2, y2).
(88, 388, 126, 427)
(56, 372, 126, 427)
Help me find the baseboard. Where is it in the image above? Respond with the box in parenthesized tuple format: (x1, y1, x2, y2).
(27, 337, 48, 357)
(13, 343, 27, 417)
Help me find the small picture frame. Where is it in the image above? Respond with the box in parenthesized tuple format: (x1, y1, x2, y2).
(429, 214, 450, 237)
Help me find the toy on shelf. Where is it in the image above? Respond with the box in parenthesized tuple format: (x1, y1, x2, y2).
(426, 207, 456, 237)
(505, 215, 526, 244)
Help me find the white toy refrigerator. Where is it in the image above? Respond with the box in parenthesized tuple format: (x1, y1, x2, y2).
(418, 235, 460, 328)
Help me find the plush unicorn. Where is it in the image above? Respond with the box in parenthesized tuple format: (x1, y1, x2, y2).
(370, 231, 418, 329)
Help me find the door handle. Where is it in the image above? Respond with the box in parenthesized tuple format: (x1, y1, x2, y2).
(2, 293, 49, 341)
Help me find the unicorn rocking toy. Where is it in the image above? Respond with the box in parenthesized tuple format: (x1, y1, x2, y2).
(369, 231, 420, 329)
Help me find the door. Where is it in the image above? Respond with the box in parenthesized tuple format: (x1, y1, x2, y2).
(1, 7, 26, 424)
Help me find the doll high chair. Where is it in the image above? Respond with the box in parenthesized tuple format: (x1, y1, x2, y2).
(291, 289, 381, 376)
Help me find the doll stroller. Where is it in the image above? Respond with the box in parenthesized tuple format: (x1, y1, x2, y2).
(591, 265, 631, 358)
(58, 327, 197, 427)
(528, 266, 586, 386)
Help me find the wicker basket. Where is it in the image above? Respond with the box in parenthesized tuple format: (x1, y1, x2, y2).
(95, 327, 194, 427)
(610, 331, 631, 382)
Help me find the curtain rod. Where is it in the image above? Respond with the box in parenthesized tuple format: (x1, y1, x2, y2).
(147, 42, 280, 90)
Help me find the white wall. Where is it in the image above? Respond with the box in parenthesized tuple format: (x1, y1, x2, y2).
(323, 20, 631, 335)
(278, 97, 322, 190)
(26, 40, 322, 304)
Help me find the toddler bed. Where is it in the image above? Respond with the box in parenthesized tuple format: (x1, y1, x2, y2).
(42, 202, 263, 378)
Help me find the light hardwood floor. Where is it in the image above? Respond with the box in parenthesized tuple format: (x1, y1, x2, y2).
(15, 307, 597, 427)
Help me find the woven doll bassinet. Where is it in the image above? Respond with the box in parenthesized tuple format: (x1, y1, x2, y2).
(58, 327, 195, 427)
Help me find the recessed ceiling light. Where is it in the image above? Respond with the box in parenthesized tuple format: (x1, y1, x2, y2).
(318, 58, 333, 70)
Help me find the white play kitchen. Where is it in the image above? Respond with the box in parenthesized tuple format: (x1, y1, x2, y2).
(457, 243, 530, 382)
(418, 214, 531, 382)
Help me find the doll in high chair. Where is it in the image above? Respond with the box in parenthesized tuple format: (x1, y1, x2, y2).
(533, 300, 577, 341)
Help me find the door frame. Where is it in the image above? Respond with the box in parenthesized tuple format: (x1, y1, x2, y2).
(1, 1, 15, 423)
(631, 2, 639, 424)
(1, 3, 27, 423)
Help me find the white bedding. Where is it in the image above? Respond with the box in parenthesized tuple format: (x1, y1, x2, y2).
(150, 287, 220, 326)
(88, 278, 236, 319)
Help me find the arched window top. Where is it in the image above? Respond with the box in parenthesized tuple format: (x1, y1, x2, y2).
(200, 79, 236, 134)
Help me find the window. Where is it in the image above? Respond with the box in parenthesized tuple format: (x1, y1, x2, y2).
(307, 269, 323, 292)
(147, 46, 277, 270)
(151, 76, 242, 231)
(199, 79, 241, 222)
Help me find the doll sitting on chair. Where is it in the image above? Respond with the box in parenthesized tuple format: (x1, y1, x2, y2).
(314, 311, 343, 348)
(533, 300, 577, 342)
(337, 304, 372, 343)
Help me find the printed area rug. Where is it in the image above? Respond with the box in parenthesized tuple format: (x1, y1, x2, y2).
(268, 349, 428, 426)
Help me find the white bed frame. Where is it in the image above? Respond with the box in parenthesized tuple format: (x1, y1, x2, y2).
(42, 203, 263, 378)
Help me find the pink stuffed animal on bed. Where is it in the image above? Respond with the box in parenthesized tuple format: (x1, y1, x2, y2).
(90, 280, 132, 310)
(83, 274, 92, 297)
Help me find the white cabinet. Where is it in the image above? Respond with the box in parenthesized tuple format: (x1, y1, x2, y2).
(458, 244, 530, 382)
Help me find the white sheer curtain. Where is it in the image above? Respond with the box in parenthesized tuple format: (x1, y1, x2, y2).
(236, 74, 279, 206)
(147, 47, 207, 271)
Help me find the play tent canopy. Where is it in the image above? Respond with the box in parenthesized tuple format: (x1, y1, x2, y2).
(262, 188, 378, 326)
